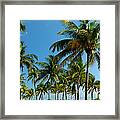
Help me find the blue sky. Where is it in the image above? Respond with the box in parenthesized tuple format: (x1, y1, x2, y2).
(20, 20, 100, 81)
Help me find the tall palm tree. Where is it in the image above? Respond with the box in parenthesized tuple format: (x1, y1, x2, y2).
(36, 55, 60, 100)
(20, 41, 38, 72)
(20, 21, 26, 32)
(20, 22, 40, 100)
(58, 70, 70, 100)
(20, 74, 27, 100)
(94, 80, 100, 100)
(51, 84, 57, 100)
(49, 20, 100, 100)
(23, 88, 34, 100)
(88, 73, 95, 100)
(88, 74, 100, 100)
(68, 58, 86, 100)
(36, 82, 47, 100)
(27, 66, 40, 100)
(20, 75, 34, 100)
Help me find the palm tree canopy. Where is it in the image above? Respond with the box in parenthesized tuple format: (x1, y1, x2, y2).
(20, 41, 38, 72)
(49, 20, 100, 69)
(20, 21, 26, 32)
(36, 55, 60, 84)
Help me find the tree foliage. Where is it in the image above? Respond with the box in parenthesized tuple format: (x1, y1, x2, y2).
(20, 20, 100, 100)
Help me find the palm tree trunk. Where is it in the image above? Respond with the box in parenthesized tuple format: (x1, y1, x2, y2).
(62, 92, 64, 100)
(48, 91, 50, 100)
(97, 93, 99, 100)
(39, 93, 42, 100)
(20, 88, 22, 100)
(65, 88, 67, 100)
(41, 94, 44, 100)
(33, 81, 36, 100)
(97, 90, 100, 100)
(91, 90, 93, 100)
(77, 84, 79, 100)
(36, 95, 38, 100)
(75, 92, 76, 100)
(85, 53, 89, 100)
(65, 92, 67, 100)
(71, 94, 72, 100)
(55, 92, 56, 100)
(57, 93, 59, 100)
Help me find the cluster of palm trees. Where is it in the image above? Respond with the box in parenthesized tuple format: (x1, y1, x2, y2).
(20, 20, 100, 100)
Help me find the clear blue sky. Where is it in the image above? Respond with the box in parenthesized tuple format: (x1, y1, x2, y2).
(20, 20, 100, 80)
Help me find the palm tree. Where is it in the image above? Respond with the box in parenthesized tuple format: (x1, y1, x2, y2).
(51, 84, 57, 100)
(36, 82, 47, 100)
(36, 55, 60, 100)
(23, 88, 34, 100)
(20, 22, 40, 100)
(27, 66, 40, 100)
(20, 41, 39, 99)
(49, 20, 100, 100)
(20, 21, 26, 32)
(20, 75, 34, 100)
(88, 74, 100, 100)
(20, 41, 38, 72)
(94, 80, 100, 100)
(20, 74, 28, 100)
(68, 58, 86, 100)
(88, 73, 95, 100)
(58, 70, 70, 100)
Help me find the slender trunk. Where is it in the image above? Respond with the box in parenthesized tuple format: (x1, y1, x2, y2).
(33, 81, 36, 100)
(97, 90, 100, 100)
(85, 53, 89, 100)
(71, 94, 72, 100)
(62, 91, 64, 100)
(65, 92, 67, 100)
(20, 88, 22, 100)
(36, 95, 38, 100)
(97, 93, 99, 100)
(39, 92, 42, 100)
(65, 88, 67, 100)
(57, 93, 59, 100)
(48, 91, 50, 100)
(91, 90, 93, 100)
(77, 84, 79, 100)
(41, 94, 43, 100)
(55, 92, 56, 100)
(75, 92, 76, 100)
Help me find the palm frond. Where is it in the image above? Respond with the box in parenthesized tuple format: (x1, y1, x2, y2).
(61, 20, 78, 30)
(27, 54, 38, 61)
(20, 21, 26, 32)
(95, 51, 100, 69)
(36, 62, 49, 68)
(57, 29, 78, 38)
(49, 39, 72, 52)
(60, 53, 75, 67)
(55, 47, 72, 62)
